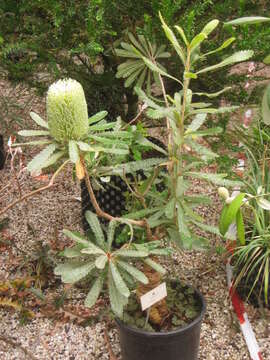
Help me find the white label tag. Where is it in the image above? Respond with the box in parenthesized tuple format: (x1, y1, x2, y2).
(140, 282, 167, 311)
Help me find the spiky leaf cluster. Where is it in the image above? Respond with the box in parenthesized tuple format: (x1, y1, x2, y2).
(54, 211, 169, 317)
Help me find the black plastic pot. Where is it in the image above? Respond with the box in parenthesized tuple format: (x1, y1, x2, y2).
(116, 285, 206, 360)
(0, 134, 5, 170)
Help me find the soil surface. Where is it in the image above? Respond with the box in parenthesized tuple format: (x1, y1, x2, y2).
(0, 78, 270, 360)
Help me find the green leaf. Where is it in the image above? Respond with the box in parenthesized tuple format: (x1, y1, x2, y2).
(177, 204, 190, 237)
(18, 130, 50, 137)
(99, 158, 164, 176)
(13, 140, 52, 147)
(27, 143, 56, 172)
(85, 211, 106, 249)
(62, 245, 85, 258)
(63, 229, 91, 246)
(189, 106, 238, 115)
(262, 84, 270, 125)
(89, 111, 108, 124)
(107, 220, 117, 251)
(110, 262, 130, 298)
(202, 19, 219, 36)
(95, 255, 108, 269)
(85, 275, 105, 308)
(191, 220, 221, 236)
(159, 12, 185, 64)
(108, 269, 127, 318)
(69, 140, 79, 163)
(263, 55, 270, 65)
(189, 33, 206, 52)
(165, 198, 176, 219)
(174, 25, 188, 46)
(114, 249, 148, 258)
(76, 141, 93, 152)
(203, 38, 235, 57)
(117, 260, 148, 284)
(194, 87, 232, 98)
(144, 258, 166, 275)
(236, 210, 245, 245)
(42, 150, 65, 168)
(142, 57, 181, 84)
(186, 113, 207, 132)
(219, 193, 245, 236)
(184, 71, 197, 79)
(219, 204, 229, 235)
(196, 51, 254, 74)
(224, 17, 270, 26)
(29, 112, 48, 129)
(186, 172, 243, 187)
(54, 261, 95, 283)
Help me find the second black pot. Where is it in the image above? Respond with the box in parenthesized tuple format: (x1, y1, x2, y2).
(116, 285, 206, 360)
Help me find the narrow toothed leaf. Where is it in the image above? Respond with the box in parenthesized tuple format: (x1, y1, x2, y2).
(95, 255, 108, 269)
(30, 112, 49, 129)
(69, 140, 80, 163)
(54, 261, 95, 283)
(19, 130, 50, 137)
(85, 275, 105, 308)
(27, 143, 56, 172)
(85, 211, 106, 249)
(117, 260, 149, 284)
(144, 258, 166, 275)
(110, 262, 130, 298)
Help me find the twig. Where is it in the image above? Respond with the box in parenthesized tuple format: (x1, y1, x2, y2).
(0, 335, 38, 360)
(104, 327, 118, 360)
(123, 103, 147, 129)
(0, 160, 69, 216)
(81, 157, 150, 230)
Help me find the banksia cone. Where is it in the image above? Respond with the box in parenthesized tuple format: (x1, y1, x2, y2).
(47, 79, 89, 143)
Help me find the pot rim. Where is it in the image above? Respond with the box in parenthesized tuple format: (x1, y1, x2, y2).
(115, 281, 206, 338)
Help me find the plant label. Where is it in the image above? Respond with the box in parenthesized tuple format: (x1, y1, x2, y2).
(140, 282, 167, 311)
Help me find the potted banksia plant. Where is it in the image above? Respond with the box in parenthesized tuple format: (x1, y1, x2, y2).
(53, 14, 253, 360)
(15, 14, 254, 360)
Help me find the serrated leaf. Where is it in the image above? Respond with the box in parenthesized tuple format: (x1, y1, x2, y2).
(174, 25, 188, 46)
(142, 57, 181, 84)
(114, 249, 148, 258)
(165, 198, 176, 219)
(62, 245, 84, 258)
(186, 172, 243, 187)
(203, 38, 235, 57)
(191, 220, 221, 236)
(30, 112, 49, 129)
(110, 262, 130, 298)
(224, 17, 270, 26)
(117, 260, 148, 284)
(99, 158, 164, 176)
(85, 275, 105, 308)
(85, 211, 106, 249)
(54, 261, 95, 283)
(13, 140, 52, 147)
(18, 130, 50, 137)
(144, 258, 166, 275)
(194, 87, 232, 98)
(108, 269, 127, 318)
(186, 113, 207, 132)
(95, 255, 108, 269)
(107, 220, 117, 251)
(202, 19, 219, 36)
(196, 50, 254, 74)
(190, 33, 207, 52)
(89, 111, 108, 124)
(27, 143, 56, 172)
(63, 229, 91, 246)
(69, 140, 79, 163)
(42, 150, 65, 168)
(76, 141, 92, 152)
(159, 12, 185, 64)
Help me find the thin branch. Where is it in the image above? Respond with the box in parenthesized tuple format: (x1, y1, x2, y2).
(104, 327, 118, 360)
(81, 157, 153, 240)
(0, 160, 69, 216)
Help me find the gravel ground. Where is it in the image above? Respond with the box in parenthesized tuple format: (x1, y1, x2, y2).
(0, 79, 270, 360)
